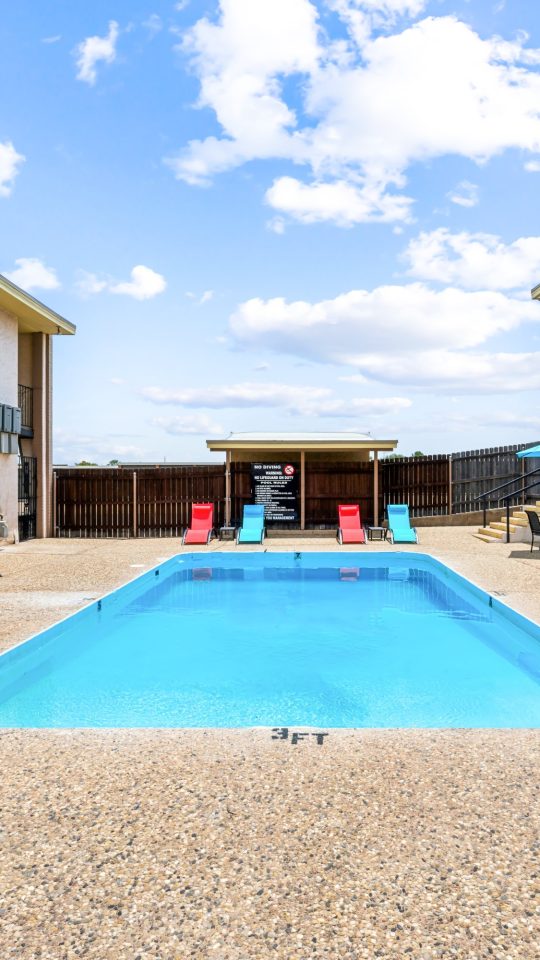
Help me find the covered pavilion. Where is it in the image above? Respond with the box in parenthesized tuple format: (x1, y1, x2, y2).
(206, 432, 398, 530)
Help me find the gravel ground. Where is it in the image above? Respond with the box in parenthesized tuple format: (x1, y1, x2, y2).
(0, 533, 539, 959)
(1, 729, 539, 960)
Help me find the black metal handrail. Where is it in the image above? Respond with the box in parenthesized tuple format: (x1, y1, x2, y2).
(473, 466, 540, 530)
(475, 474, 540, 543)
(500, 476, 540, 543)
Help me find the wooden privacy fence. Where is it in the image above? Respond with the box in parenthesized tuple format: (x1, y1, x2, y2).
(381, 442, 540, 517)
(451, 444, 540, 513)
(54, 466, 225, 538)
(54, 442, 540, 536)
(382, 454, 449, 517)
(305, 461, 375, 526)
(54, 462, 376, 536)
(54, 463, 373, 537)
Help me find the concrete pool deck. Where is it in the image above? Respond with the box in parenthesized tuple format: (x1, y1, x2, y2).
(1, 531, 540, 958)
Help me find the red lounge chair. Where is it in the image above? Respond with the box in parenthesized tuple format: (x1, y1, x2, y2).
(182, 503, 214, 545)
(337, 504, 365, 545)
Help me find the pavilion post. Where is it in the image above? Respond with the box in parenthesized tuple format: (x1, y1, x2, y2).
(373, 450, 379, 526)
(300, 450, 305, 530)
(225, 450, 231, 527)
(132, 471, 138, 538)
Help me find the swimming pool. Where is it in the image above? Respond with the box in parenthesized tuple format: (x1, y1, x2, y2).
(1, 552, 540, 728)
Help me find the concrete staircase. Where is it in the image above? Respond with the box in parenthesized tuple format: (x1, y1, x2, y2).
(474, 502, 540, 543)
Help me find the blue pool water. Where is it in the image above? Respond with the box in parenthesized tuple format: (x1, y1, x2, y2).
(1, 552, 540, 728)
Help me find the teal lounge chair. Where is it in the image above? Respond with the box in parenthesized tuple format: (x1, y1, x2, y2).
(387, 504, 418, 544)
(237, 504, 265, 544)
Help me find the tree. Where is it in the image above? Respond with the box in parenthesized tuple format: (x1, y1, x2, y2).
(412, 450, 425, 458)
(75, 460, 97, 466)
(107, 459, 120, 466)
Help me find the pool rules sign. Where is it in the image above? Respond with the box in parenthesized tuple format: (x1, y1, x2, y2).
(251, 463, 299, 522)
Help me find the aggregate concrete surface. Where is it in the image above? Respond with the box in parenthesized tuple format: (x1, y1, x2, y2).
(0, 534, 540, 959)
(1, 730, 539, 960)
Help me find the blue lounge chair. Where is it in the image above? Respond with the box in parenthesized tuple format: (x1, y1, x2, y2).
(387, 504, 418, 544)
(237, 504, 265, 544)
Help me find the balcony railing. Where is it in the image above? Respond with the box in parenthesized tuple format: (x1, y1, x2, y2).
(18, 384, 33, 436)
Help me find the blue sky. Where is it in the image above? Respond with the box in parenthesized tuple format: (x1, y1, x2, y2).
(1, 0, 540, 463)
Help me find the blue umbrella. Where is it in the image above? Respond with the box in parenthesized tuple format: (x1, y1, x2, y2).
(517, 444, 540, 458)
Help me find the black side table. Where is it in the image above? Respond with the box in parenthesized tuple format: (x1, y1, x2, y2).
(219, 526, 236, 541)
(367, 526, 387, 541)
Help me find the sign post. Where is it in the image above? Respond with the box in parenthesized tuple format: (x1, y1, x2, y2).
(251, 463, 299, 523)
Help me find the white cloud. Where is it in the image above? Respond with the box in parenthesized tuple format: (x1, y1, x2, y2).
(75, 271, 108, 296)
(226, 281, 540, 395)
(267, 216, 286, 234)
(447, 179, 478, 208)
(152, 413, 224, 435)
(404, 228, 540, 290)
(344, 0, 426, 14)
(166, 0, 320, 186)
(168, 7, 540, 225)
(141, 381, 411, 417)
(75, 265, 166, 300)
(76, 265, 166, 300)
(265, 176, 413, 226)
(42, 35, 61, 44)
(143, 14, 163, 36)
(305, 18, 540, 179)
(110, 265, 167, 300)
(471, 411, 540, 429)
(230, 284, 538, 361)
(0, 141, 25, 197)
(341, 351, 540, 393)
(524, 159, 540, 172)
(318, 395, 412, 416)
(53, 428, 144, 464)
(4, 258, 60, 291)
(143, 382, 331, 411)
(418, 409, 540, 433)
(186, 289, 213, 304)
(327, 0, 428, 49)
(75, 20, 119, 85)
